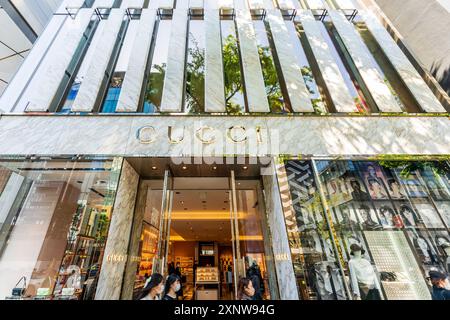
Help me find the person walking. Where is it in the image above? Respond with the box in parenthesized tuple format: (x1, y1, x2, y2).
(237, 277, 255, 301)
(138, 273, 164, 301)
(162, 274, 181, 301)
(429, 270, 450, 300)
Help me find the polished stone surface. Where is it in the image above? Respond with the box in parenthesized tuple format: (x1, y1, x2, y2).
(71, 10, 125, 112)
(0, 115, 448, 156)
(160, 9, 188, 112)
(23, 9, 95, 112)
(205, 10, 226, 113)
(116, 9, 157, 112)
(361, 11, 446, 113)
(262, 161, 299, 300)
(297, 11, 358, 112)
(235, 9, 270, 112)
(267, 10, 314, 112)
(329, 10, 403, 112)
(95, 160, 139, 300)
(121, 181, 149, 300)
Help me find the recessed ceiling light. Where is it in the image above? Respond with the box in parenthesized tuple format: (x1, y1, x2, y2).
(243, 166, 248, 170)
(213, 166, 217, 170)
(182, 166, 187, 170)
(152, 166, 157, 170)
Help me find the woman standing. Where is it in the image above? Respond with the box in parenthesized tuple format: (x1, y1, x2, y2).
(162, 274, 181, 301)
(138, 273, 164, 301)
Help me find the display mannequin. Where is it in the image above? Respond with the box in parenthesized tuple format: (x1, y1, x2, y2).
(348, 244, 381, 300)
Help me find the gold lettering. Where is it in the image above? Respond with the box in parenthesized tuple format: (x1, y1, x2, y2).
(195, 126, 216, 144)
(227, 126, 247, 143)
(137, 126, 158, 144)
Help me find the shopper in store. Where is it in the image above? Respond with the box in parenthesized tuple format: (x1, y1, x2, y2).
(246, 261, 264, 300)
(237, 277, 255, 301)
(429, 270, 450, 300)
(137, 273, 164, 301)
(163, 274, 181, 301)
(174, 262, 184, 299)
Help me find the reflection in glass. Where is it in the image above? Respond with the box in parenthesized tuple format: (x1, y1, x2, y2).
(253, 20, 286, 113)
(0, 158, 120, 300)
(221, 20, 246, 114)
(143, 19, 172, 113)
(185, 19, 205, 113)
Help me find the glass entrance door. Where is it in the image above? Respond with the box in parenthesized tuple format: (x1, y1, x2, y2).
(153, 169, 173, 275)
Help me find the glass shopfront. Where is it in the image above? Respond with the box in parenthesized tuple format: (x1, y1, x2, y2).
(0, 158, 121, 300)
(281, 159, 450, 300)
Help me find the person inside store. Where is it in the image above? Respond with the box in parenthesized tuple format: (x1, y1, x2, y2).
(174, 262, 184, 299)
(246, 260, 264, 300)
(168, 262, 176, 275)
(429, 270, 450, 300)
(137, 273, 164, 301)
(162, 274, 181, 301)
(237, 277, 255, 301)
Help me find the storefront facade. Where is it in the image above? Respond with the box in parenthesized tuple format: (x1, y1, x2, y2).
(0, 0, 449, 301)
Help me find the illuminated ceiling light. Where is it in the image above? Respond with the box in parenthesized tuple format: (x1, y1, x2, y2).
(182, 166, 187, 170)
(152, 166, 157, 170)
(243, 166, 248, 170)
(213, 166, 217, 170)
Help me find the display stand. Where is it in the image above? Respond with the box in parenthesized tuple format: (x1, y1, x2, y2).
(195, 267, 220, 300)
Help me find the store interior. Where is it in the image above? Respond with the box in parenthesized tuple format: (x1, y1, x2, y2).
(132, 173, 273, 301)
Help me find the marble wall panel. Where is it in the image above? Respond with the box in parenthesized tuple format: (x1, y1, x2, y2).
(116, 9, 157, 112)
(0, 115, 449, 156)
(277, 0, 296, 10)
(21, 9, 95, 112)
(205, 10, 226, 113)
(262, 161, 299, 300)
(235, 9, 270, 112)
(95, 159, 139, 300)
(160, 9, 188, 112)
(71, 10, 125, 112)
(297, 10, 358, 112)
(361, 12, 446, 113)
(267, 10, 314, 112)
(328, 10, 403, 112)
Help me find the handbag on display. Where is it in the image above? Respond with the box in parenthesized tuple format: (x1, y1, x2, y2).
(36, 287, 51, 296)
(11, 276, 27, 297)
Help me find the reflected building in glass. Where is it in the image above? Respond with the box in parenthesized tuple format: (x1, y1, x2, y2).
(0, 0, 449, 301)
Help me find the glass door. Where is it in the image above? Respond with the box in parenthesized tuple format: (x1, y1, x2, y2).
(229, 170, 246, 299)
(153, 169, 174, 276)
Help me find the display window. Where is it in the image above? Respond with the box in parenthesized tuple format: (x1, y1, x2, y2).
(281, 159, 450, 300)
(0, 158, 121, 300)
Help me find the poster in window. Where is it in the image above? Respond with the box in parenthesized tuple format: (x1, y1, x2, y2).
(391, 202, 420, 228)
(395, 171, 427, 198)
(423, 178, 450, 200)
(326, 177, 351, 206)
(376, 202, 401, 229)
(415, 203, 445, 228)
(346, 177, 370, 201)
(385, 177, 407, 199)
(358, 163, 389, 200)
(354, 202, 382, 230)
(334, 204, 359, 230)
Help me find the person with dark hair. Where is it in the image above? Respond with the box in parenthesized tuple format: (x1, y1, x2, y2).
(387, 179, 405, 199)
(168, 262, 176, 276)
(378, 206, 397, 228)
(367, 178, 387, 199)
(246, 261, 264, 300)
(358, 205, 381, 230)
(350, 180, 370, 201)
(162, 274, 181, 301)
(237, 277, 255, 300)
(138, 273, 164, 301)
(399, 205, 418, 227)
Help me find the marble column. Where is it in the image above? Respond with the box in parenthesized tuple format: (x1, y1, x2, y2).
(328, 10, 403, 112)
(95, 160, 139, 300)
(160, 9, 189, 112)
(262, 160, 299, 300)
(361, 12, 446, 113)
(120, 181, 149, 300)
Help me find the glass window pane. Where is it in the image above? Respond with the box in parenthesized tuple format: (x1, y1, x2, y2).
(143, 19, 173, 113)
(221, 19, 246, 114)
(185, 19, 205, 114)
(0, 158, 120, 300)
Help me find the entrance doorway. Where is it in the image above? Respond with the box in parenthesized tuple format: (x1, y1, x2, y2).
(129, 160, 277, 301)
